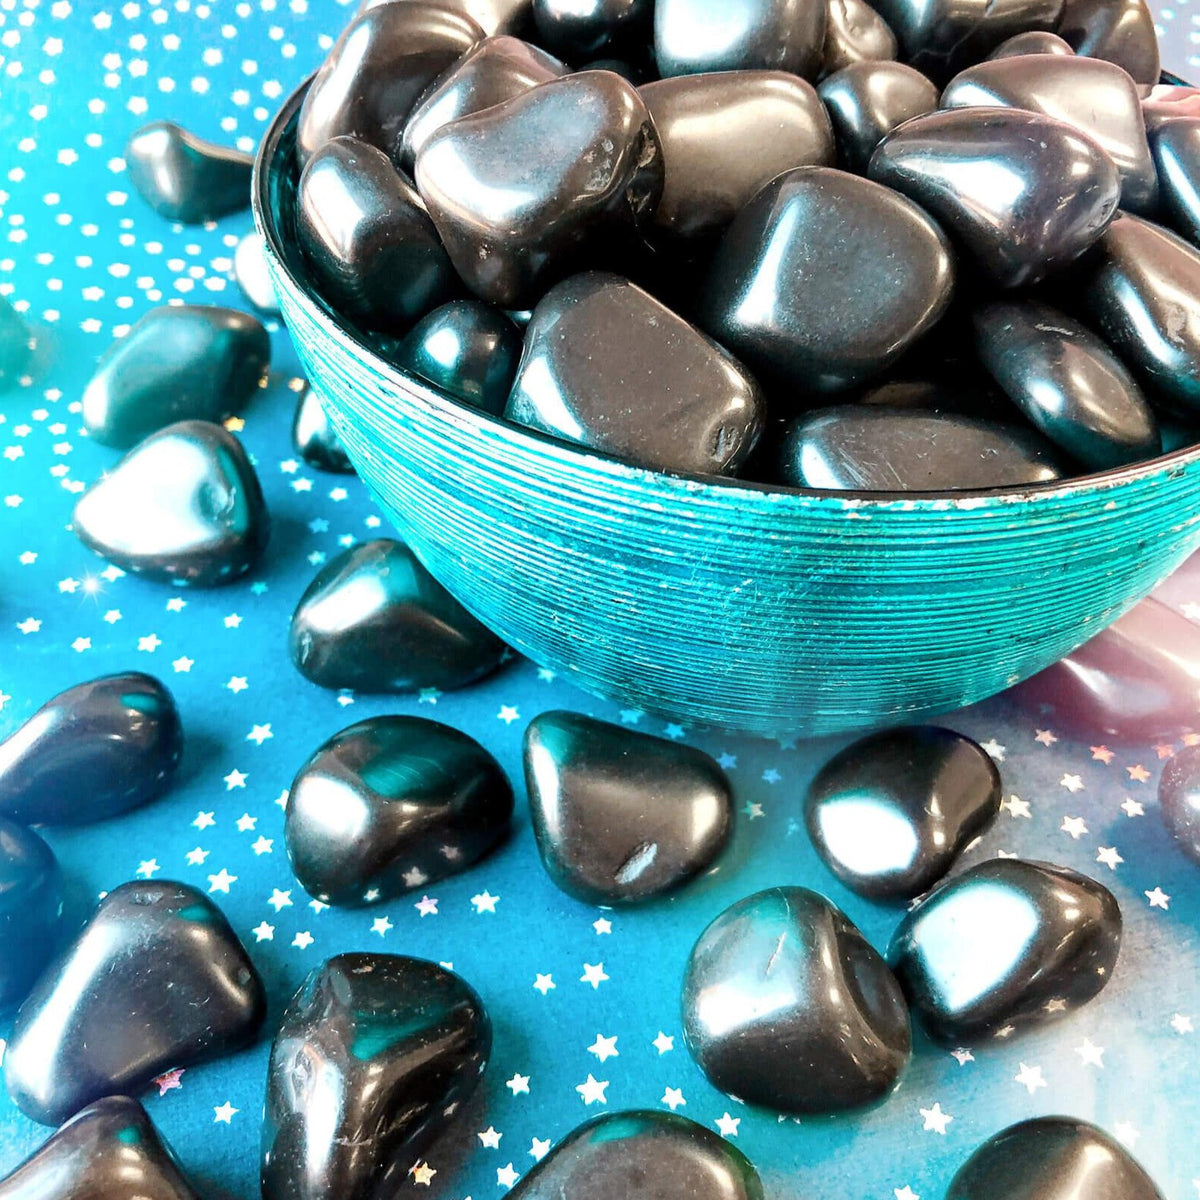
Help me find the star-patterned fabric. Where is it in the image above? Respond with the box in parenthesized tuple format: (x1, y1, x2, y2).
(1, 2, 1199, 1198)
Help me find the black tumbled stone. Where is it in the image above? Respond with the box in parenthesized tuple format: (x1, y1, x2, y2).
(0, 819, 63, 1011)
(987, 29, 1075, 55)
(532, 0, 653, 60)
(125, 121, 253, 224)
(820, 0, 898, 76)
(234, 231, 280, 315)
(292, 383, 354, 473)
(1056, 0, 1159, 84)
(1157, 744, 1200, 865)
(1152, 118, 1200, 248)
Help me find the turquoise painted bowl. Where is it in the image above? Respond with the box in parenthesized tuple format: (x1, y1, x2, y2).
(254, 81, 1200, 738)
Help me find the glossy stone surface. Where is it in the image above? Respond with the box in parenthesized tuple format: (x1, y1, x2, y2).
(297, 3, 483, 163)
(654, 0, 827, 80)
(289, 538, 507, 692)
(818, 61, 939, 173)
(523, 710, 732, 905)
(1158, 745, 1200, 865)
(0, 819, 62, 1011)
(5, 880, 266, 1125)
(298, 136, 459, 335)
(888, 858, 1121, 1042)
(775, 407, 1064, 490)
(1057, 0, 1159, 83)
(941, 55, 1158, 213)
(1014, 597, 1200, 741)
(805, 726, 1001, 901)
(0, 672, 183, 826)
(396, 299, 522, 414)
(358, 0, 533, 37)
(1083, 214, 1200, 414)
(1141, 83, 1200, 131)
(870, 108, 1119, 288)
(508, 1112, 765, 1200)
(532, 0, 651, 58)
(292, 383, 354, 473)
(286, 716, 513, 906)
(399, 36, 565, 172)
(415, 71, 664, 309)
(987, 28, 1075, 54)
(682, 887, 911, 1112)
(81, 304, 270, 449)
(74, 420, 269, 586)
(640, 71, 834, 243)
(701, 167, 953, 393)
(1153, 119, 1200, 246)
(234, 230, 280, 315)
(0, 1097, 204, 1200)
(821, 0, 898, 76)
(125, 120, 252, 223)
(974, 301, 1160, 469)
(506, 273, 764, 476)
(261, 953, 490, 1200)
(945, 1117, 1166, 1200)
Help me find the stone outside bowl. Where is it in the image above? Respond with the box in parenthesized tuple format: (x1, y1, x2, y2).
(253, 79, 1200, 739)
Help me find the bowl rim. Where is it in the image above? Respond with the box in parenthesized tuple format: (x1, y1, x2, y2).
(253, 72, 1200, 509)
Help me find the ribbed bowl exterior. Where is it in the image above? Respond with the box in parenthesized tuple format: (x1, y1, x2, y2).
(254, 83, 1200, 737)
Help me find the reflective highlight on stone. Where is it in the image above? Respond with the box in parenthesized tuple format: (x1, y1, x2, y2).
(286, 716, 513, 906)
(261, 953, 490, 1200)
(82, 304, 270, 449)
(509, 1112, 765, 1200)
(0, 1097, 204, 1200)
(1158, 744, 1200, 865)
(1152, 119, 1200, 247)
(289, 538, 507, 692)
(682, 887, 911, 1112)
(869, 108, 1119, 288)
(0, 672, 183, 826)
(507, 273, 764, 476)
(234, 231, 280, 315)
(700, 167, 954, 394)
(523, 710, 732, 905)
(945, 1117, 1166, 1200)
(125, 121, 253, 224)
(396, 299, 522, 414)
(358, 0, 533, 37)
(1056, 0, 1159, 83)
(5, 880, 266, 1126)
(888, 858, 1121, 1043)
(73, 420, 269, 587)
(820, 0, 898, 76)
(973, 300, 1160, 469)
(987, 29, 1075, 54)
(805, 726, 1001, 900)
(0, 819, 62, 1011)
(532, 0, 652, 59)
(293, 383, 354, 473)
(1141, 84, 1200, 132)
(415, 71, 664, 309)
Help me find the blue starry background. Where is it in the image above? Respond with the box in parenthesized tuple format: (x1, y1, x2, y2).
(1, 2, 1199, 1197)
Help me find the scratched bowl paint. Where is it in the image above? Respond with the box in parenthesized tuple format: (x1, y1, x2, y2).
(255, 84, 1200, 739)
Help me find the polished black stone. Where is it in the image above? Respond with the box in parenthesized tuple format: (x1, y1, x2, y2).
(870, 108, 1119, 288)
(261, 953, 490, 1200)
(358, 0, 533, 37)
(399, 36, 565, 172)
(640, 71, 834, 243)
(0, 296, 31, 391)
(292, 383, 354, 473)
(298, 136, 460, 335)
(297, 2, 482, 163)
(701, 167, 952, 393)
(941, 55, 1158, 213)
(818, 61, 939, 174)
(888, 858, 1121, 1042)
(0, 673, 183, 826)
(396, 299, 522, 414)
(682, 886, 911, 1112)
(125, 121, 253, 224)
(945, 1117, 1166, 1200)
(0, 1097, 204, 1200)
(1159, 744, 1200, 865)
(805, 726, 1001, 901)
(5, 880, 266, 1125)
(1057, 0, 1159, 82)
(1141, 83, 1200, 132)
(654, 0, 827, 80)
(234, 230, 280, 315)
(74, 420, 269, 586)
(286, 716, 513, 906)
(578, 53, 658, 82)
(523, 710, 732, 905)
(415, 71, 664, 309)
(821, 0, 898, 76)
(81, 304, 269, 449)
(289, 538, 507, 692)
(987, 28, 1075, 54)
(1153, 119, 1200, 247)
(508, 1112, 765, 1200)
(0, 819, 62, 1012)
(974, 300, 1160, 469)
(1083, 213, 1200, 415)
(533, 0, 652, 59)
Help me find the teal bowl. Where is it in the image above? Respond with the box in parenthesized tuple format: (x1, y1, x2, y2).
(253, 82, 1200, 738)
